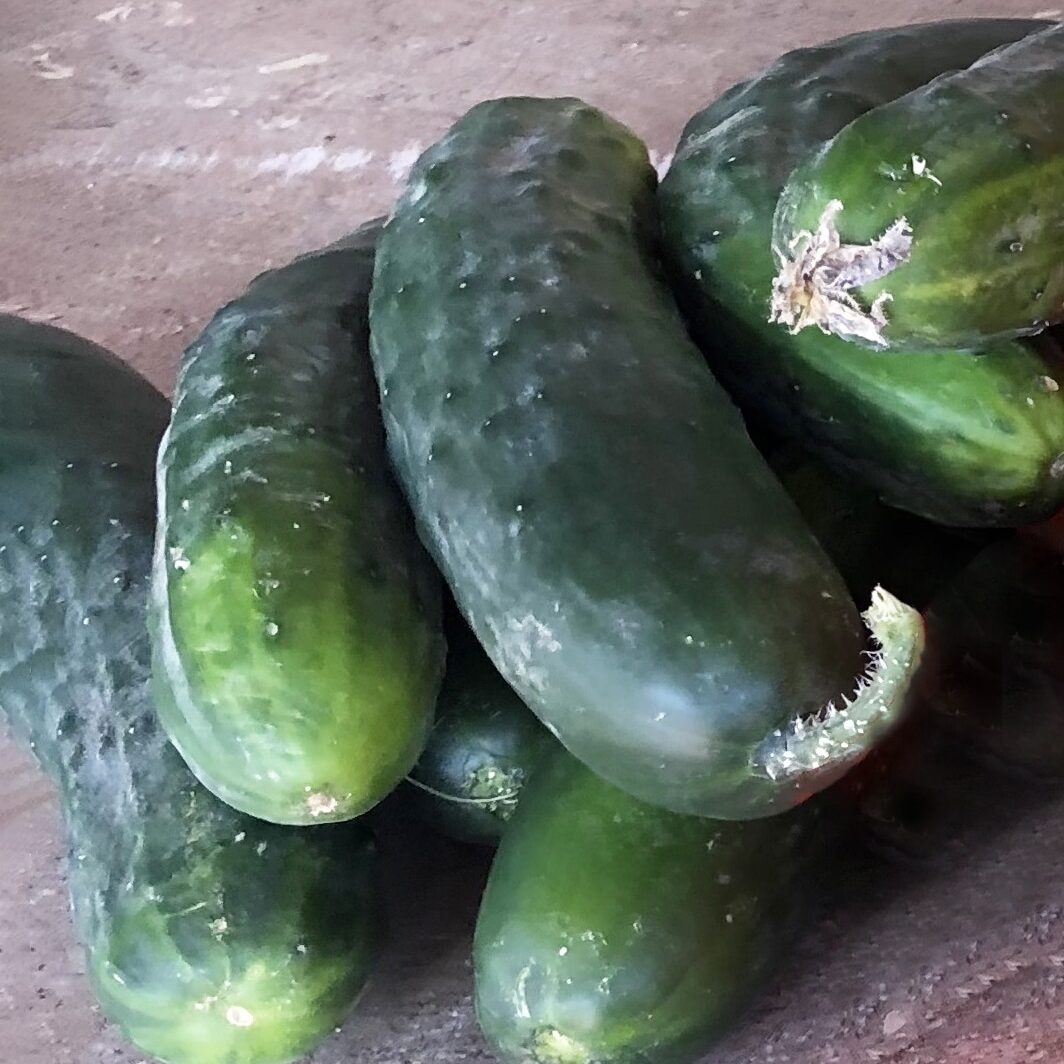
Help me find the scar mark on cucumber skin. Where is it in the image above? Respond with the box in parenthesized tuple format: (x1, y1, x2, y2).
(486, 613, 561, 694)
(770, 199, 912, 348)
(305, 791, 339, 817)
(226, 1005, 255, 1027)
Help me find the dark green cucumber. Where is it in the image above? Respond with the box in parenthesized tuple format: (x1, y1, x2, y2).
(772, 23, 1064, 352)
(370, 96, 924, 821)
(772, 444, 994, 611)
(659, 19, 1064, 526)
(474, 747, 830, 1064)
(407, 617, 554, 845)
(921, 534, 1064, 780)
(0, 315, 379, 1064)
(152, 221, 444, 825)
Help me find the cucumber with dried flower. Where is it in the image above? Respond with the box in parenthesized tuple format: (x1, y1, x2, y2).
(771, 23, 1064, 352)
(660, 18, 1064, 526)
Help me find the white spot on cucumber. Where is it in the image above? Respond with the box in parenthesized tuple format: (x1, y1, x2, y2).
(306, 791, 339, 817)
(169, 546, 191, 571)
(226, 1005, 255, 1027)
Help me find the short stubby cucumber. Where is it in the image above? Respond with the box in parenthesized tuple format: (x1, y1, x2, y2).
(371, 97, 924, 821)
(771, 22, 1064, 352)
(474, 747, 832, 1064)
(407, 615, 554, 845)
(659, 19, 1064, 526)
(153, 221, 445, 825)
(0, 315, 379, 1064)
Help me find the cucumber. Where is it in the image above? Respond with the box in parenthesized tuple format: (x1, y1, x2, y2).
(370, 96, 924, 821)
(772, 23, 1064, 352)
(152, 221, 445, 825)
(0, 315, 379, 1064)
(407, 615, 554, 845)
(772, 445, 993, 611)
(921, 535, 1064, 781)
(659, 19, 1064, 526)
(474, 747, 831, 1064)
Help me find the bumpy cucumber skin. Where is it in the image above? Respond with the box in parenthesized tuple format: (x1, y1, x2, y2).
(153, 221, 445, 825)
(474, 748, 827, 1064)
(408, 618, 553, 845)
(370, 97, 868, 821)
(775, 23, 1064, 352)
(659, 19, 1064, 527)
(0, 315, 379, 1064)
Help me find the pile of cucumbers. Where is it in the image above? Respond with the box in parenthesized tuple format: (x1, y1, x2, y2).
(3, 16, 1064, 1064)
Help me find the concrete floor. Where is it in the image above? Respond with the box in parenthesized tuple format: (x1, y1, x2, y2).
(3, 1, 1064, 1061)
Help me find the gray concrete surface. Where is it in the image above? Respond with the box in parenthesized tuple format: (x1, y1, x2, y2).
(3, 1, 1064, 1061)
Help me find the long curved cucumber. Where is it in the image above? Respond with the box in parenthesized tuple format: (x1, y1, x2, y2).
(0, 315, 379, 1064)
(474, 747, 832, 1064)
(152, 221, 445, 825)
(370, 96, 924, 821)
(772, 23, 1064, 352)
(659, 19, 1064, 526)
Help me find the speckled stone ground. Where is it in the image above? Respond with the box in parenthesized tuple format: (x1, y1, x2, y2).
(3, 2, 1064, 1061)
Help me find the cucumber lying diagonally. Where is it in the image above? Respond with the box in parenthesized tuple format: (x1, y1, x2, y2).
(659, 18, 1064, 527)
(371, 96, 924, 821)
(772, 22, 1064, 352)
(0, 314, 379, 1064)
(152, 221, 445, 826)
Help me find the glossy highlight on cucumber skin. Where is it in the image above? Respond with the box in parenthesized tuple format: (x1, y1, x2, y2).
(152, 222, 445, 826)
(0, 314, 380, 1064)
